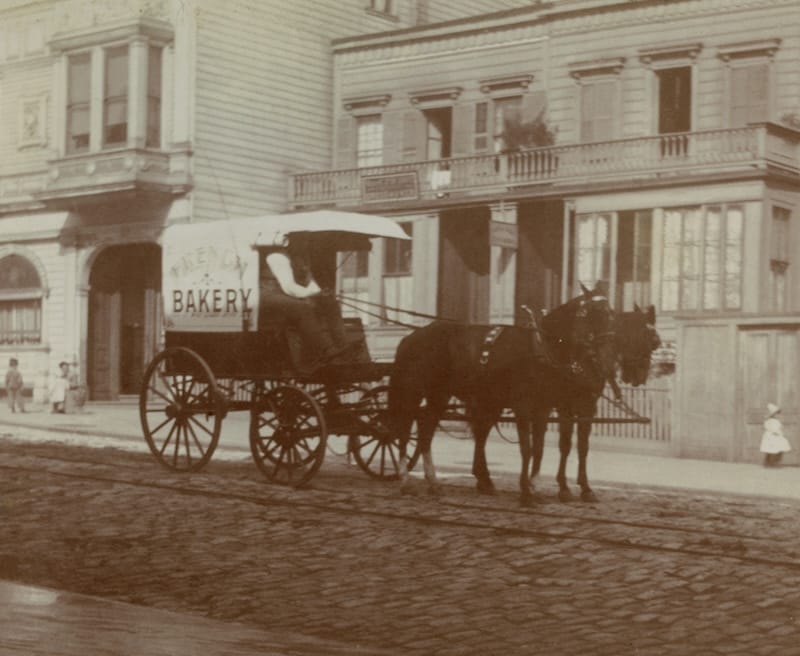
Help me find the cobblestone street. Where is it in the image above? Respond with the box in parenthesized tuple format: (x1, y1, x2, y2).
(1, 432, 799, 655)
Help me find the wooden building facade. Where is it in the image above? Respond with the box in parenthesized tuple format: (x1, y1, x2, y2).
(0, 0, 524, 401)
(289, 0, 800, 463)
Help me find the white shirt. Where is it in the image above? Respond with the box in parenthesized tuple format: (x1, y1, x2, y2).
(265, 251, 321, 299)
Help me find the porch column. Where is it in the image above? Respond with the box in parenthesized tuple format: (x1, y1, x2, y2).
(489, 201, 518, 325)
(561, 201, 574, 303)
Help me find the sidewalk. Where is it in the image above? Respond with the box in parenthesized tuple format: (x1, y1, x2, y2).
(0, 580, 388, 656)
(1, 400, 798, 502)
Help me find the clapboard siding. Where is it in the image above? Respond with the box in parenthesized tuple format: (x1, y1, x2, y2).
(0, 58, 52, 177)
(422, 0, 531, 24)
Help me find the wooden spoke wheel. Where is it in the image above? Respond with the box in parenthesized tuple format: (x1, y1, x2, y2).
(249, 384, 327, 487)
(349, 385, 419, 481)
(139, 347, 224, 472)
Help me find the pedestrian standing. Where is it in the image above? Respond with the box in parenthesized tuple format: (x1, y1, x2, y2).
(50, 361, 70, 413)
(760, 402, 791, 467)
(4, 357, 25, 413)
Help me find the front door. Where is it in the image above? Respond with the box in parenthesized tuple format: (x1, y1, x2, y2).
(739, 327, 800, 465)
(88, 244, 161, 400)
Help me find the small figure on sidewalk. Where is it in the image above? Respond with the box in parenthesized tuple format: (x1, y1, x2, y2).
(760, 402, 792, 467)
(4, 358, 25, 413)
(50, 361, 73, 414)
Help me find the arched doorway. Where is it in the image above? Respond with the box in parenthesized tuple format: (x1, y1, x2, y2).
(88, 243, 161, 400)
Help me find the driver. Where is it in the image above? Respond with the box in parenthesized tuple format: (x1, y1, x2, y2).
(260, 233, 357, 368)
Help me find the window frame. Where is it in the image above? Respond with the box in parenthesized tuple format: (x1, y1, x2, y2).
(769, 205, 791, 312)
(66, 51, 91, 154)
(381, 222, 414, 325)
(718, 39, 779, 129)
(0, 254, 44, 346)
(103, 45, 129, 148)
(659, 205, 744, 313)
(356, 114, 384, 169)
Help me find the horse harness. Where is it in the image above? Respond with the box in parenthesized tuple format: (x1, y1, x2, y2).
(479, 325, 505, 366)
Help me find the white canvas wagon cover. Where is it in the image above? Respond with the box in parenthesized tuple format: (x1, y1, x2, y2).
(162, 210, 409, 333)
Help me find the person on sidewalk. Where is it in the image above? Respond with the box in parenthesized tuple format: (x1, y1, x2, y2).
(760, 402, 792, 467)
(50, 361, 79, 414)
(4, 358, 25, 413)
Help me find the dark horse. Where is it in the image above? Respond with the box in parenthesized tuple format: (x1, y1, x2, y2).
(388, 283, 628, 505)
(527, 302, 660, 503)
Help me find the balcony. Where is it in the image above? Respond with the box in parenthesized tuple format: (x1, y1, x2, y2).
(291, 123, 800, 208)
(34, 147, 192, 207)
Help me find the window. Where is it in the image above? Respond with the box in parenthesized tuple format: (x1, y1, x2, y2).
(770, 206, 791, 312)
(0, 255, 42, 344)
(382, 222, 413, 324)
(104, 46, 128, 147)
(574, 213, 611, 291)
(424, 107, 452, 160)
(339, 250, 370, 324)
(730, 63, 769, 127)
(146, 46, 162, 148)
(616, 211, 652, 311)
(356, 115, 383, 168)
(580, 80, 615, 142)
(660, 206, 743, 312)
(474, 102, 489, 152)
(67, 53, 90, 153)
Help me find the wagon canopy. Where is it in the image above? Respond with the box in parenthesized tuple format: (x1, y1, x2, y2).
(162, 210, 408, 333)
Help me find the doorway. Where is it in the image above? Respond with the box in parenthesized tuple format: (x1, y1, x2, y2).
(88, 243, 161, 400)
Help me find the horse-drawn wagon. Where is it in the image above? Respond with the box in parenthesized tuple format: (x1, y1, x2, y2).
(138, 210, 412, 487)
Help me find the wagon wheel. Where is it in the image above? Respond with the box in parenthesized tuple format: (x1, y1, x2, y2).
(349, 385, 420, 481)
(249, 384, 327, 487)
(139, 347, 224, 472)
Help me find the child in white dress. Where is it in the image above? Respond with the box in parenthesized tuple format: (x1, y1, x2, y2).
(760, 403, 792, 467)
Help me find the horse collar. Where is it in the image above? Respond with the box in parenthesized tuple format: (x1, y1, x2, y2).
(479, 326, 505, 366)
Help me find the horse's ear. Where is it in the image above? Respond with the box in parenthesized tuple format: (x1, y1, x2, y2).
(580, 282, 591, 296)
(646, 305, 656, 323)
(592, 280, 609, 298)
(634, 303, 641, 313)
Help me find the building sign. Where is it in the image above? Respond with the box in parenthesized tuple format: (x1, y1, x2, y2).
(490, 221, 518, 249)
(162, 221, 259, 333)
(361, 172, 419, 203)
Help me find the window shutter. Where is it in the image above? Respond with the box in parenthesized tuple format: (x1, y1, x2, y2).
(748, 64, 769, 123)
(402, 110, 422, 161)
(336, 116, 356, 169)
(382, 110, 404, 164)
(451, 103, 474, 156)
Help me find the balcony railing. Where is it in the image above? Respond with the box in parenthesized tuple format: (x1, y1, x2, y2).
(291, 123, 800, 207)
(34, 147, 192, 206)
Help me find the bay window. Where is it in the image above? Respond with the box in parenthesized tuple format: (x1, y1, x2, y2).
(55, 23, 169, 156)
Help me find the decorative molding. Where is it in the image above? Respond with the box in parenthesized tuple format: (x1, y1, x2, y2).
(52, 0, 170, 35)
(569, 57, 626, 80)
(343, 93, 392, 113)
(49, 16, 173, 53)
(409, 86, 462, 106)
(638, 42, 703, 65)
(479, 73, 534, 95)
(18, 94, 48, 149)
(718, 38, 781, 61)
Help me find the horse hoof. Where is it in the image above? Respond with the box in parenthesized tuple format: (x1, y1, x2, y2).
(558, 488, 574, 503)
(520, 493, 536, 508)
(476, 480, 496, 496)
(427, 484, 443, 497)
(580, 489, 598, 503)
